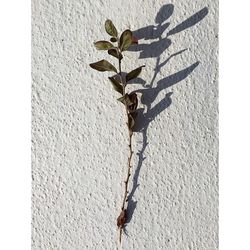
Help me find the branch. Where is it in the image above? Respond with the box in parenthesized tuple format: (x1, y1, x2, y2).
(117, 55, 134, 244)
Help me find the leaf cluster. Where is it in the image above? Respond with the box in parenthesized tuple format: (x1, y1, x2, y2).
(89, 20, 144, 130)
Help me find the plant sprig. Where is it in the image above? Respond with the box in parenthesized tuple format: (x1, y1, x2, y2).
(89, 19, 144, 243)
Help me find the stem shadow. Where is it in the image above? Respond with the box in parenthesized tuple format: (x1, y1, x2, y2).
(124, 4, 208, 227)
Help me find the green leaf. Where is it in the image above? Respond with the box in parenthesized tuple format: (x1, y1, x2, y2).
(119, 30, 133, 51)
(94, 41, 114, 50)
(108, 76, 123, 95)
(126, 65, 145, 82)
(105, 19, 118, 37)
(108, 48, 123, 60)
(110, 37, 117, 42)
(89, 60, 117, 73)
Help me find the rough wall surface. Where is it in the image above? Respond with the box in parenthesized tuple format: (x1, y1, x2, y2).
(32, 0, 218, 249)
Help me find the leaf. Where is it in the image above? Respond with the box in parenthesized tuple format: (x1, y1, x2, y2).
(126, 65, 145, 82)
(89, 60, 117, 73)
(94, 41, 113, 50)
(108, 48, 123, 60)
(119, 29, 133, 51)
(118, 93, 138, 112)
(117, 94, 130, 105)
(117, 209, 126, 228)
(117, 96, 125, 103)
(128, 112, 137, 130)
(127, 93, 138, 112)
(110, 37, 117, 42)
(108, 76, 123, 95)
(105, 19, 118, 37)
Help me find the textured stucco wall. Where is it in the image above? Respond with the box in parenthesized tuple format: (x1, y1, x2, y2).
(32, 0, 218, 249)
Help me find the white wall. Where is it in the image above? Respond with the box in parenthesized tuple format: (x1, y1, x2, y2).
(32, 0, 218, 249)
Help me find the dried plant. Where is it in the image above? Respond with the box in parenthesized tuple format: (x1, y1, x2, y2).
(89, 19, 144, 243)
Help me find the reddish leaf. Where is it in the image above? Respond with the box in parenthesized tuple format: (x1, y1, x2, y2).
(132, 36, 138, 44)
(108, 48, 123, 60)
(117, 209, 126, 228)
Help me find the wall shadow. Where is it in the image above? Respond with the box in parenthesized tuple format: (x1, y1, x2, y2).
(124, 5, 208, 230)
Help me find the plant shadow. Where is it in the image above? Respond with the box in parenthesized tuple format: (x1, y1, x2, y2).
(124, 4, 208, 230)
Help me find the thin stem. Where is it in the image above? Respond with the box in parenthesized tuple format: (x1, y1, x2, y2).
(118, 54, 134, 243)
(121, 132, 133, 209)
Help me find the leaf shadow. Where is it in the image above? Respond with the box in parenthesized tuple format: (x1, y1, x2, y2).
(124, 4, 208, 227)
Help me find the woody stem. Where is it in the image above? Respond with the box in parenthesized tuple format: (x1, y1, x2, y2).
(118, 56, 134, 240)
